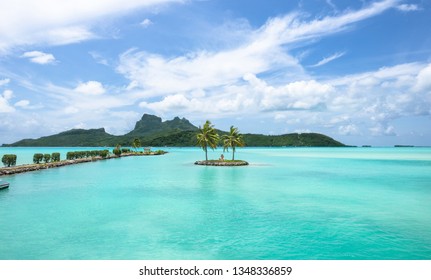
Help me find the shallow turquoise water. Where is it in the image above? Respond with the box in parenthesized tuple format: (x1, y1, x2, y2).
(1, 147, 430, 259)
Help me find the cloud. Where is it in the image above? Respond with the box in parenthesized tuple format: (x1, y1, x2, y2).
(137, 61, 431, 139)
(0, 78, 10, 86)
(89, 51, 109, 66)
(42, 26, 95, 46)
(326, 0, 338, 11)
(271, 0, 397, 44)
(2, 89, 13, 100)
(14, 99, 30, 107)
(338, 124, 360, 135)
(118, 0, 396, 96)
(413, 64, 431, 92)
(245, 74, 333, 111)
(0, 0, 184, 52)
(310, 52, 346, 67)
(140, 18, 153, 28)
(396, 4, 421, 12)
(370, 124, 396, 136)
(0, 89, 15, 113)
(13, 99, 44, 110)
(118, 46, 302, 95)
(74, 81, 106, 95)
(22, 51, 57, 64)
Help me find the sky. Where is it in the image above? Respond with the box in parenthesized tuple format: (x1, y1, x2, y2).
(0, 0, 430, 146)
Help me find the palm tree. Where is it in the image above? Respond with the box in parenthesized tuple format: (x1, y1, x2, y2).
(132, 138, 141, 152)
(196, 120, 219, 161)
(222, 126, 245, 160)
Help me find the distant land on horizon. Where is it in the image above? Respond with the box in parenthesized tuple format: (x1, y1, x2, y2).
(3, 114, 346, 147)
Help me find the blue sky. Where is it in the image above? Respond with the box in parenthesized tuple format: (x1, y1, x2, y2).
(0, 0, 430, 146)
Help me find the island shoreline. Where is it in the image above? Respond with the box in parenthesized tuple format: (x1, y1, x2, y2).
(194, 160, 249, 166)
(0, 152, 166, 177)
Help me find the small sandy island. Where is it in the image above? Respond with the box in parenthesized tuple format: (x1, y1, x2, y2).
(194, 160, 249, 166)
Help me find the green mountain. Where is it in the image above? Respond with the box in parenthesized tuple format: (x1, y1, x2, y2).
(126, 114, 197, 137)
(3, 114, 346, 147)
(241, 132, 345, 147)
(8, 128, 116, 147)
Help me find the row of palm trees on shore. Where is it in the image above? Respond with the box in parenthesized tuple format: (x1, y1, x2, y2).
(196, 120, 245, 161)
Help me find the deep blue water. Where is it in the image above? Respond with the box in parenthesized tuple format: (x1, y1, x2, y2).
(0, 147, 430, 259)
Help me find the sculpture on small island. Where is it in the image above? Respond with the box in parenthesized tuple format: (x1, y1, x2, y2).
(195, 121, 248, 166)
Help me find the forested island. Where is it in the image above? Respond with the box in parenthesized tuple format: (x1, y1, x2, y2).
(2, 114, 346, 147)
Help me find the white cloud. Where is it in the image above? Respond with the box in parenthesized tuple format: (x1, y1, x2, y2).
(89, 51, 109, 66)
(136, 60, 431, 140)
(14, 99, 30, 107)
(139, 84, 256, 117)
(248, 75, 334, 111)
(310, 52, 346, 67)
(140, 18, 153, 28)
(74, 81, 106, 95)
(43, 26, 95, 46)
(118, 0, 396, 96)
(271, 0, 397, 44)
(414, 64, 431, 92)
(338, 124, 360, 135)
(0, 0, 184, 52)
(22, 51, 56, 64)
(118, 45, 302, 95)
(63, 106, 79, 114)
(2, 89, 13, 100)
(370, 124, 396, 136)
(0, 89, 15, 113)
(140, 94, 198, 111)
(396, 4, 421, 12)
(0, 78, 10, 86)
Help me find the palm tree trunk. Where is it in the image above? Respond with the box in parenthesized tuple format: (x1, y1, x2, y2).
(205, 147, 208, 161)
(232, 147, 235, 160)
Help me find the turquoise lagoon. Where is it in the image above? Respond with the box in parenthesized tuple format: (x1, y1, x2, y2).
(0, 147, 430, 259)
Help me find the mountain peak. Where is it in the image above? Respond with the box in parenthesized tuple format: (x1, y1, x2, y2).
(133, 114, 162, 131)
(129, 113, 197, 136)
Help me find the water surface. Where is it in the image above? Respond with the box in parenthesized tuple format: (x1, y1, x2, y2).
(0, 147, 430, 259)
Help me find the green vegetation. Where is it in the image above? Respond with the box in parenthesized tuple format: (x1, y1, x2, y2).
(394, 145, 414, 147)
(66, 150, 109, 160)
(196, 120, 220, 161)
(33, 153, 43, 164)
(8, 128, 116, 147)
(222, 126, 245, 160)
(51, 152, 61, 162)
(132, 138, 141, 152)
(3, 114, 346, 147)
(99, 150, 109, 158)
(196, 122, 245, 161)
(121, 148, 131, 153)
(113, 145, 122, 157)
(43, 154, 51, 163)
(66, 152, 75, 160)
(242, 132, 345, 147)
(2, 154, 17, 167)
